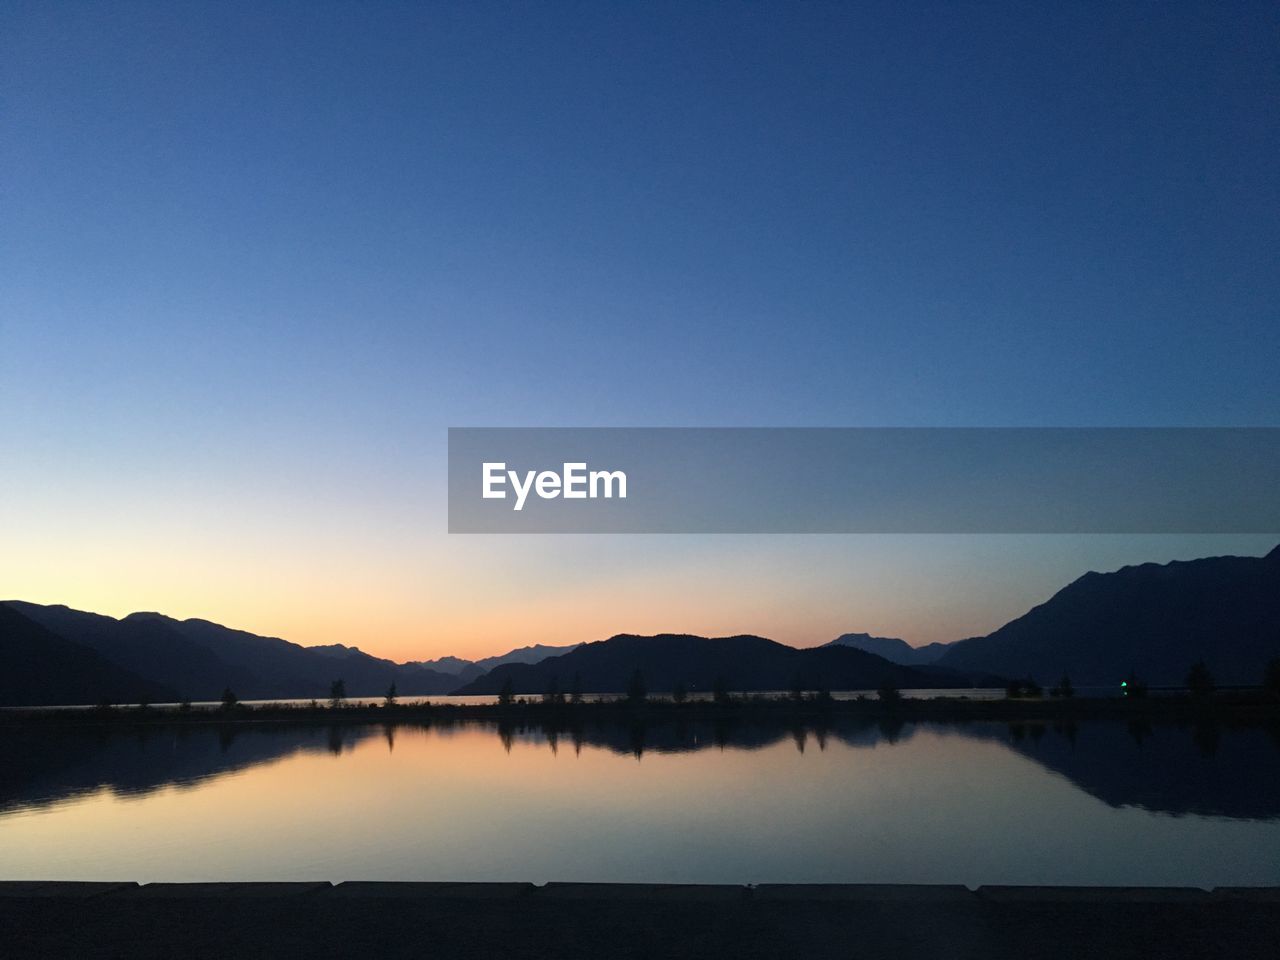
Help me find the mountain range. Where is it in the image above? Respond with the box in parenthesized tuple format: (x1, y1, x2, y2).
(450, 632, 970, 695)
(823, 633, 953, 665)
(9, 717, 1275, 821)
(3, 544, 1278, 706)
(407, 643, 582, 684)
(0, 601, 588, 706)
(1, 602, 463, 704)
(0, 603, 175, 708)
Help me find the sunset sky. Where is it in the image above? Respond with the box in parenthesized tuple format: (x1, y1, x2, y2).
(3, 2, 1277, 661)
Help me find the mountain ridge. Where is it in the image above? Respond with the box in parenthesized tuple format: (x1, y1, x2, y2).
(3, 602, 459, 702)
(0, 604, 178, 707)
(823, 632, 954, 665)
(452, 632, 971, 695)
(937, 547, 1280, 685)
(5, 544, 1277, 705)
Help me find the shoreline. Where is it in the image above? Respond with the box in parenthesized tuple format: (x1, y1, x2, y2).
(3, 692, 1279, 730)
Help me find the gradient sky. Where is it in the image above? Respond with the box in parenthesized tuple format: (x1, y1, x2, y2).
(3, 2, 1277, 661)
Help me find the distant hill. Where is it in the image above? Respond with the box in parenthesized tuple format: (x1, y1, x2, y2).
(824, 633, 953, 665)
(408, 643, 581, 683)
(3, 602, 461, 701)
(408, 655, 484, 681)
(0, 603, 176, 707)
(938, 545, 1280, 686)
(451, 633, 966, 695)
(474, 642, 580, 672)
(9, 543, 1277, 705)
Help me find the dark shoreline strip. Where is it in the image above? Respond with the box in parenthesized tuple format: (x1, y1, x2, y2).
(4, 693, 1280, 730)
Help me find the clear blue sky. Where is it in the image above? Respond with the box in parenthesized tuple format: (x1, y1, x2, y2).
(3, 2, 1277, 658)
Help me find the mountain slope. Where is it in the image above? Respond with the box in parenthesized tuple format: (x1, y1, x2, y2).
(408, 655, 483, 681)
(407, 643, 582, 682)
(0, 603, 177, 707)
(938, 545, 1280, 685)
(824, 633, 953, 665)
(5, 602, 255, 700)
(146, 614, 460, 697)
(4, 602, 460, 701)
(452, 633, 960, 695)
(474, 642, 581, 672)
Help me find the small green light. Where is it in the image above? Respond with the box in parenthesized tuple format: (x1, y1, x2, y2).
(1121, 681, 1128, 687)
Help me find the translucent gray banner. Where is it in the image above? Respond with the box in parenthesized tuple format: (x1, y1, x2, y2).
(447, 428, 1280, 534)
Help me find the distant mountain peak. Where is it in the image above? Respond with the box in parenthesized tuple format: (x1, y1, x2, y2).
(2, 600, 463, 703)
(310, 643, 363, 658)
(828, 631, 891, 644)
(451, 631, 960, 696)
(472, 641, 582, 672)
(824, 632, 952, 666)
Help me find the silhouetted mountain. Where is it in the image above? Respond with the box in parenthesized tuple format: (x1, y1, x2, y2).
(10, 543, 1276, 705)
(939, 545, 1280, 685)
(409, 655, 483, 680)
(309, 643, 361, 659)
(0, 724, 367, 814)
(967, 720, 1280, 821)
(0, 603, 176, 707)
(452, 633, 961, 695)
(474, 642, 581, 672)
(5, 603, 255, 701)
(3, 602, 461, 701)
(824, 633, 953, 665)
(407, 643, 581, 683)
(4, 718, 1274, 821)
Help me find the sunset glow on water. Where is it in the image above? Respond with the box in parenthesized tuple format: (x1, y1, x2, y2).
(4, 720, 1277, 887)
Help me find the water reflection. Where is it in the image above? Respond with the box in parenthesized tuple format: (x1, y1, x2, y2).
(4, 716, 1278, 820)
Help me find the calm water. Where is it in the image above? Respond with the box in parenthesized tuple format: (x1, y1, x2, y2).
(2, 717, 1278, 887)
(13, 688, 1013, 710)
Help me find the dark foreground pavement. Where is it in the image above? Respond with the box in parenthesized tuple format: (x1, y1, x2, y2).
(1, 882, 1277, 959)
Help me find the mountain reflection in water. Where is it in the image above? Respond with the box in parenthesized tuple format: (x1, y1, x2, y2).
(4, 717, 1278, 821)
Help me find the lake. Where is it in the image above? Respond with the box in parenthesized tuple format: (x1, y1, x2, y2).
(2, 716, 1278, 887)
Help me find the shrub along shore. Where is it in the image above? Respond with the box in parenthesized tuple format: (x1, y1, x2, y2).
(3, 687, 1280, 730)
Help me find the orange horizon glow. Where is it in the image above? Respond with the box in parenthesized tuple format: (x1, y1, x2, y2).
(5, 535, 1277, 664)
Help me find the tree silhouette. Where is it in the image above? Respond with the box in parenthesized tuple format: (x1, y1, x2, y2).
(712, 675, 731, 705)
(498, 676, 515, 706)
(1006, 676, 1043, 698)
(1121, 671, 1148, 699)
(543, 677, 564, 705)
(626, 668, 647, 704)
(569, 673, 584, 704)
(220, 687, 238, 712)
(329, 679, 346, 709)
(788, 674, 804, 702)
(384, 682, 398, 708)
(1186, 660, 1215, 698)
(877, 678, 900, 704)
(672, 680, 688, 704)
